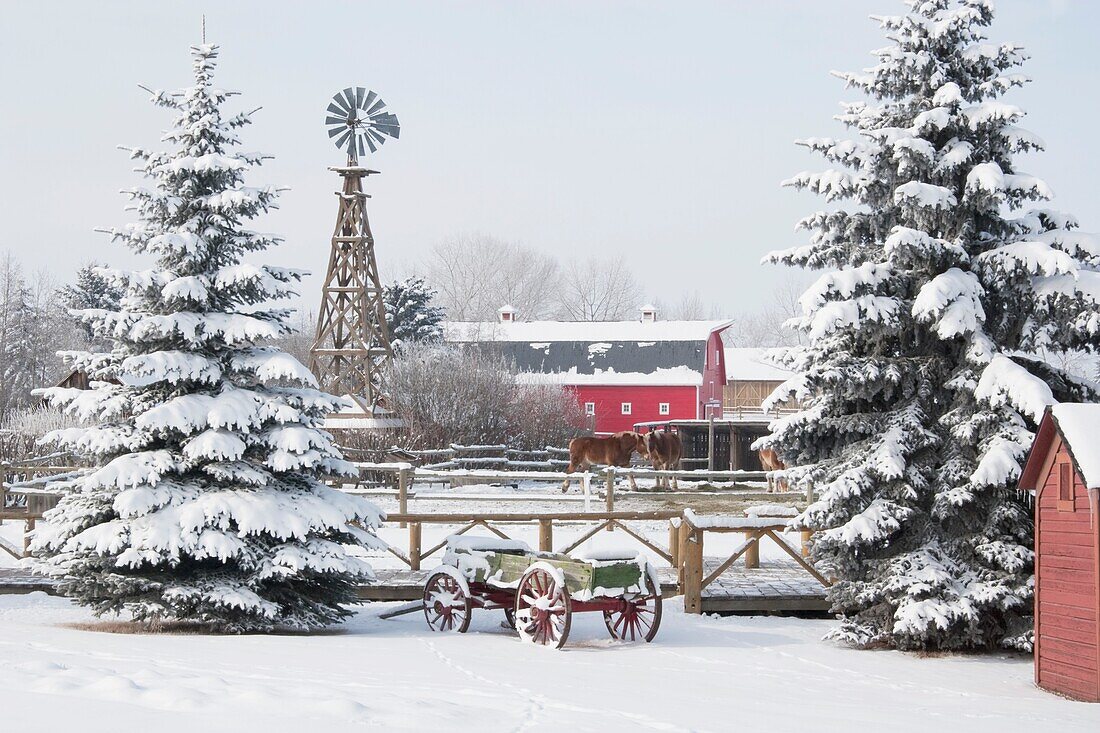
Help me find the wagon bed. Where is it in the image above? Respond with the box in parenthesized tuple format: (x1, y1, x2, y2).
(421, 535, 662, 648)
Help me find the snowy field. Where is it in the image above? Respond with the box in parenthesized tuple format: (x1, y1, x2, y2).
(1, 593, 1098, 733)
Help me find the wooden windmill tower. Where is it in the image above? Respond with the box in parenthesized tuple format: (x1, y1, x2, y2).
(310, 87, 401, 416)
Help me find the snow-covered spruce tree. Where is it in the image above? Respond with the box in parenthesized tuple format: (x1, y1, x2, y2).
(383, 275, 444, 353)
(60, 261, 123, 344)
(760, 0, 1100, 650)
(30, 44, 383, 632)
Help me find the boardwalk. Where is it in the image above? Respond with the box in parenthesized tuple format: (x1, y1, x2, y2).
(0, 561, 828, 612)
(361, 559, 828, 613)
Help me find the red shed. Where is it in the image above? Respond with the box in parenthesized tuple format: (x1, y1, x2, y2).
(1019, 404, 1100, 702)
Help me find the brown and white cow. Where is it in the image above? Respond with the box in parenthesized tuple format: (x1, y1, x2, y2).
(758, 447, 788, 492)
(561, 431, 646, 492)
(643, 430, 683, 489)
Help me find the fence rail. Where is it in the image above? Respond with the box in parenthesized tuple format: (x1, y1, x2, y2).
(375, 510, 683, 572)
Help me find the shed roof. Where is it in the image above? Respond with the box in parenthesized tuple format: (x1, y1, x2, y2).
(1020, 403, 1100, 491)
(724, 348, 793, 381)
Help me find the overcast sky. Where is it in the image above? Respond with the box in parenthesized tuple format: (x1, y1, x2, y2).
(1, 0, 1096, 319)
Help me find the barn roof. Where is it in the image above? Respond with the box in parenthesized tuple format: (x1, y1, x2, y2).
(724, 348, 793, 381)
(443, 319, 732, 379)
(516, 366, 703, 386)
(443, 319, 731, 343)
(1020, 403, 1100, 491)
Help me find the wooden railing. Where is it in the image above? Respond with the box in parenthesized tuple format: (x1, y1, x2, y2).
(346, 463, 777, 522)
(677, 508, 830, 614)
(375, 510, 682, 572)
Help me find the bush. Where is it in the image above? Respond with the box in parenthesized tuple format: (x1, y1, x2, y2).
(385, 344, 584, 449)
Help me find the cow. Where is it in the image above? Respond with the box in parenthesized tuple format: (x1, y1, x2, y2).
(758, 447, 788, 492)
(643, 430, 683, 489)
(561, 431, 646, 492)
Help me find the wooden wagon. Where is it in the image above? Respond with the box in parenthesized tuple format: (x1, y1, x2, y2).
(422, 536, 662, 649)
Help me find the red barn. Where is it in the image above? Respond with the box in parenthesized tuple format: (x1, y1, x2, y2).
(1019, 404, 1100, 702)
(444, 305, 731, 434)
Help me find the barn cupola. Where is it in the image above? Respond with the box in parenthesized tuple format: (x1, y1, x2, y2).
(640, 304, 658, 323)
(498, 304, 518, 323)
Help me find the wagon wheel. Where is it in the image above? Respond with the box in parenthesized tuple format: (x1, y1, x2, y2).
(515, 565, 572, 649)
(503, 606, 516, 630)
(603, 572, 662, 642)
(423, 570, 472, 633)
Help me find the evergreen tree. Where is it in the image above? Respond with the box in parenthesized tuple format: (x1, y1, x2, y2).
(383, 276, 444, 353)
(761, 0, 1100, 650)
(60, 261, 123, 343)
(31, 44, 383, 632)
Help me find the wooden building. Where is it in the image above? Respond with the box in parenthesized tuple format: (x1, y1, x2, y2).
(722, 347, 797, 418)
(1019, 404, 1100, 702)
(444, 306, 732, 434)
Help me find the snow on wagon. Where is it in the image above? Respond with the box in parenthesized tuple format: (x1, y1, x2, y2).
(422, 536, 663, 649)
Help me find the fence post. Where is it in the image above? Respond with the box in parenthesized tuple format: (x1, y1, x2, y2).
(745, 530, 760, 569)
(668, 520, 680, 570)
(24, 517, 35, 557)
(802, 479, 814, 558)
(398, 467, 410, 529)
(680, 521, 703, 614)
(409, 522, 422, 571)
(605, 469, 615, 523)
(581, 472, 591, 512)
(538, 519, 553, 552)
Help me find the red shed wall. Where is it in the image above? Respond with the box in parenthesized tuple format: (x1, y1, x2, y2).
(570, 385, 698, 434)
(1036, 441, 1100, 702)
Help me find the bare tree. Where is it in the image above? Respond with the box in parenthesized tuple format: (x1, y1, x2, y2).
(728, 275, 808, 348)
(657, 290, 723, 320)
(555, 256, 639, 321)
(386, 343, 584, 448)
(425, 233, 560, 321)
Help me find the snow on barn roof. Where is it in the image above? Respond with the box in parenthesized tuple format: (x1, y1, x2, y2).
(515, 366, 704, 386)
(443, 319, 732, 344)
(724, 348, 793, 381)
(1050, 403, 1100, 489)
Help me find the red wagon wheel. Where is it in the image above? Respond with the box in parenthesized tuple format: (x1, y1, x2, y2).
(515, 564, 572, 649)
(423, 570, 472, 633)
(603, 572, 662, 642)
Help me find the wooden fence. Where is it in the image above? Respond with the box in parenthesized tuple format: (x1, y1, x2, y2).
(343, 444, 573, 472)
(375, 510, 683, 571)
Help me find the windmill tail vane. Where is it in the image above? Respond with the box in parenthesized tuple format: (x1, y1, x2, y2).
(325, 86, 400, 164)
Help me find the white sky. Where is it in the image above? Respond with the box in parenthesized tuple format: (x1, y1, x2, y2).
(1, 0, 1096, 318)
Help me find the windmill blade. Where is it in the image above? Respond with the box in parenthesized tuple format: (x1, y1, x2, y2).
(328, 97, 350, 117)
(341, 87, 357, 112)
(334, 129, 352, 150)
(355, 87, 367, 110)
(357, 133, 366, 158)
(362, 90, 378, 112)
(367, 129, 387, 147)
(367, 97, 387, 115)
(364, 134, 378, 153)
(327, 125, 346, 139)
(325, 116, 349, 126)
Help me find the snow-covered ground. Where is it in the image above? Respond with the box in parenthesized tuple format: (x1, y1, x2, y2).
(1, 593, 1097, 733)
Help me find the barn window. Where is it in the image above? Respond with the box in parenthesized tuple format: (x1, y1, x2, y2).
(584, 402, 595, 416)
(659, 402, 670, 415)
(1057, 462, 1074, 510)
(621, 402, 632, 415)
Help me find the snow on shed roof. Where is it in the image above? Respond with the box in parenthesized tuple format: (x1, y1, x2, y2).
(724, 348, 793, 381)
(1050, 403, 1100, 489)
(443, 319, 732, 344)
(516, 366, 703, 387)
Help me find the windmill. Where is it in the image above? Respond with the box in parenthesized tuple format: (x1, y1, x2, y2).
(309, 87, 401, 418)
